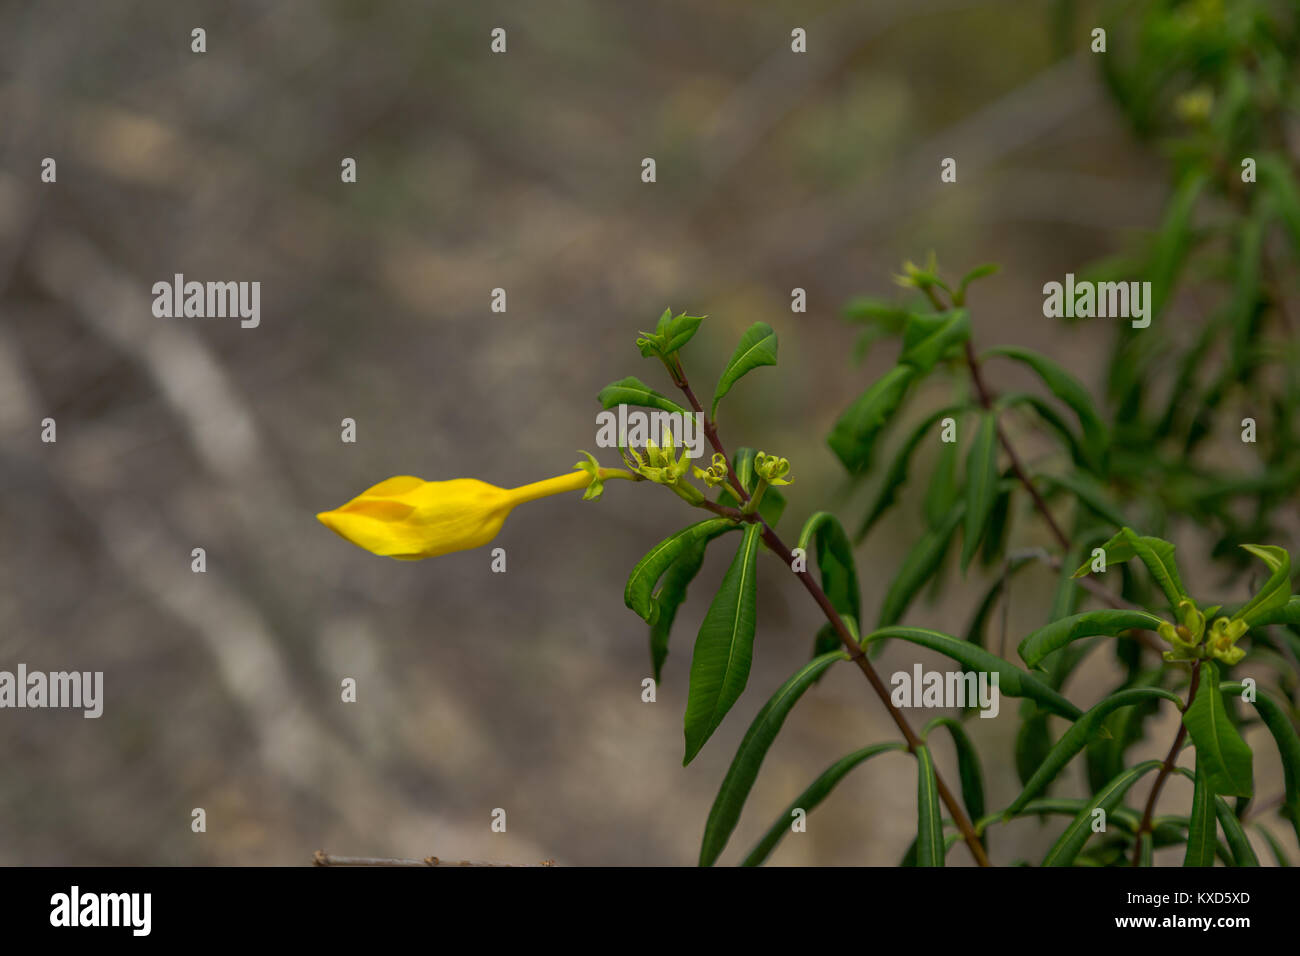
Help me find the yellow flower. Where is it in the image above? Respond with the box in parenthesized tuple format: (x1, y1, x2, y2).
(317, 470, 596, 560)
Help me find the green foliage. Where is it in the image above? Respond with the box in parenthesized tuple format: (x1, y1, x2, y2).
(711, 322, 777, 419)
(683, 522, 762, 764)
(591, 0, 1300, 865)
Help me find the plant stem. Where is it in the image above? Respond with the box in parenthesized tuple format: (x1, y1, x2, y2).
(1131, 658, 1201, 866)
(674, 362, 991, 867)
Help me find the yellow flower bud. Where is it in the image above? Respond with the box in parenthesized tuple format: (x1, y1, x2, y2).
(317, 471, 593, 560)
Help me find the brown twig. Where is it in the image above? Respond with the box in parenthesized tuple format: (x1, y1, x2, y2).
(1131, 659, 1201, 866)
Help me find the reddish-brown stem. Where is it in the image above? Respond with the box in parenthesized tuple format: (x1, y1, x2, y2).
(1131, 659, 1201, 866)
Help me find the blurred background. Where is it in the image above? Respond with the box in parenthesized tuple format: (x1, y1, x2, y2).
(0, 0, 1290, 865)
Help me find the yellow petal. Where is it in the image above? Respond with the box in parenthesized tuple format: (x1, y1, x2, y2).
(318, 470, 596, 561)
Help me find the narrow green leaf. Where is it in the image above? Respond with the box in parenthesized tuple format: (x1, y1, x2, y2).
(1018, 609, 1165, 669)
(648, 529, 734, 682)
(965, 556, 1034, 649)
(925, 717, 985, 824)
(1214, 797, 1260, 866)
(1231, 544, 1292, 628)
(597, 375, 690, 416)
(1073, 527, 1187, 611)
(860, 626, 1083, 720)
(1041, 761, 1163, 867)
(1221, 682, 1300, 845)
(915, 745, 944, 866)
(1183, 662, 1253, 798)
(828, 364, 915, 473)
(1253, 823, 1291, 867)
(712, 322, 777, 419)
(984, 346, 1109, 472)
(956, 263, 1000, 303)
(797, 512, 861, 622)
(740, 742, 905, 866)
(699, 650, 846, 866)
(1252, 595, 1300, 628)
(624, 518, 737, 624)
(899, 309, 970, 374)
(1137, 831, 1154, 867)
(1184, 759, 1218, 867)
(1039, 472, 1128, 529)
(684, 522, 763, 764)
(922, 417, 961, 529)
(856, 405, 966, 541)
(1016, 706, 1052, 788)
(1006, 687, 1180, 814)
(878, 502, 964, 626)
(1148, 170, 1208, 318)
(962, 414, 999, 570)
(998, 392, 1089, 471)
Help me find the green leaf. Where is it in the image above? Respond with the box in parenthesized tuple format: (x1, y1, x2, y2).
(1015, 706, 1052, 788)
(662, 312, 704, 354)
(965, 556, 1035, 650)
(1039, 472, 1128, 529)
(1148, 171, 1208, 319)
(683, 522, 763, 765)
(1260, 154, 1300, 251)
(856, 405, 966, 541)
(648, 531, 730, 682)
(1137, 831, 1154, 867)
(740, 742, 905, 866)
(1214, 797, 1260, 866)
(597, 375, 690, 416)
(899, 309, 970, 374)
(1006, 687, 1180, 815)
(797, 512, 861, 622)
(1074, 527, 1187, 611)
(624, 519, 737, 624)
(1253, 823, 1291, 867)
(878, 502, 964, 626)
(962, 413, 999, 570)
(915, 745, 945, 867)
(1184, 759, 1217, 867)
(1252, 596, 1300, 628)
(1018, 609, 1165, 669)
(699, 650, 846, 865)
(1183, 662, 1253, 798)
(1231, 545, 1292, 628)
(1041, 761, 1163, 867)
(956, 263, 1000, 304)
(711, 322, 777, 419)
(925, 717, 985, 824)
(828, 364, 915, 473)
(860, 626, 1083, 720)
(922, 418, 961, 529)
(1221, 682, 1300, 845)
(984, 346, 1109, 473)
(998, 392, 1089, 471)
